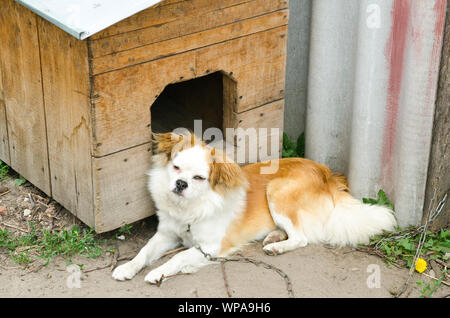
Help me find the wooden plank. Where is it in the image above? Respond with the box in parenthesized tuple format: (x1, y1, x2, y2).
(92, 27, 287, 157)
(423, 7, 450, 230)
(37, 17, 95, 226)
(0, 61, 10, 165)
(91, 10, 288, 75)
(0, 0, 51, 194)
(93, 143, 154, 233)
(90, 0, 255, 40)
(92, 51, 197, 157)
(222, 74, 238, 133)
(196, 26, 288, 113)
(90, 0, 288, 58)
(230, 100, 284, 130)
(227, 100, 284, 163)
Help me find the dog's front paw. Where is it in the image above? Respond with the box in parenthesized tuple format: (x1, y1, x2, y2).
(263, 243, 282, 256)
(144, 269, 165, 284)
(112, 262, 140, 281)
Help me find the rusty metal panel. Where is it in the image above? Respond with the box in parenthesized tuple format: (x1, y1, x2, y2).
(305, 0, 446, 227)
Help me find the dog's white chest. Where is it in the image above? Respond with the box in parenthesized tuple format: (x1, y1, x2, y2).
(178, 224, 195, 247)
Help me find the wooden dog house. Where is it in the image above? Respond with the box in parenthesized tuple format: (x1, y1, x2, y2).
(0, 0, 289, 232)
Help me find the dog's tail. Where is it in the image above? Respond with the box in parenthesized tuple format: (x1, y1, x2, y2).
(323, 175, 397, 247)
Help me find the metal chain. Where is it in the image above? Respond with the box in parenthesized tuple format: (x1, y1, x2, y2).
(394, 190, 449, 297)
(195, 245, 296, 298)
(375, 190, 448, 250)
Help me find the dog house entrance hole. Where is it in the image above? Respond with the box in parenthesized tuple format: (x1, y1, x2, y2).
(151, 72, 225, 140)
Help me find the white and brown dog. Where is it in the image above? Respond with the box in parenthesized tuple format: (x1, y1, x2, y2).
(112, 132, 396, 283)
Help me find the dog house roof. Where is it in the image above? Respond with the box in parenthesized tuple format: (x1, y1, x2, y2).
(16, 0, 165, 40)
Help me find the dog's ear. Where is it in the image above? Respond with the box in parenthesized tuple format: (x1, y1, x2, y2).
(209, 153, 247, 193)
(152, 132, 184, 160)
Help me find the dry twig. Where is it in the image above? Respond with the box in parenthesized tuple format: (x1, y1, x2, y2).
(0, 222, 30, 233)
(155, 273, 190, 287)
(421, 273, 450, 287)
(0, 190, 10, 197)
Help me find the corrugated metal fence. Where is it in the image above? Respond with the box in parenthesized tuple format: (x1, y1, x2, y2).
(285, 0, 447, 227)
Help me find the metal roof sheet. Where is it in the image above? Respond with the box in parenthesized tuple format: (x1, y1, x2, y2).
(15, 0, 164, 40)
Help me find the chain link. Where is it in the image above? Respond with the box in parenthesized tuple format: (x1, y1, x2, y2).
(374, 190, 448, 250)
(195, 245, 295, 298)
(394, 190, 449, 297)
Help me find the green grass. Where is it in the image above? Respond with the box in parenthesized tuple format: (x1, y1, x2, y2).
(0, 158, 134, 267)
(0, 224, 104, 266)
(416, 269, 448, 298)
(362, 189, 395, 211)
(0, 221, 138, 267)
(0, 159, 27, 185)
(362, 190, 449, 269)
(282, 132, 305, 158)
(114, 224, 133, 239)
(0, 160, 9, 180)
(13, 175, 27, 186)
(38, 226, 103, 263)
(369, 228, 449, 269)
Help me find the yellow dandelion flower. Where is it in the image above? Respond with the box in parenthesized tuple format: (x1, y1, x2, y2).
(415, 258, 427, 273)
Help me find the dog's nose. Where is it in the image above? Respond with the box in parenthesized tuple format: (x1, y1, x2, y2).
(175, 179, 188, 190)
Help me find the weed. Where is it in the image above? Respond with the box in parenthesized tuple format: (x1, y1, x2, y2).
(119, 224, 133, 235)
(416, 270, 448, 298)
(113, 224, 133, 240)
(0, 160, 9, 180)
(13, 175, 27, 186)
(363, 190, 449, 267)
(0, 225, 104, 266)
(0, 160, 27, 185)
(37, 226, 103, 263)
(361, 190, 449, 296)
(10, 250, 33, 266)
(369, 229, 449, 268)
(282, 132, 305, 158)
(364, 196, 449, 268)
(0, 160, 27, 186)
(362, 189, 395, 211)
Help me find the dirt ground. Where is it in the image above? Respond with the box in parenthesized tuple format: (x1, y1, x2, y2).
(0, 177, 448, 298)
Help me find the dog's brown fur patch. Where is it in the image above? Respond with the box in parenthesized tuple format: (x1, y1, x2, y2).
(152, 132, 203, 165)
(209, 160, 248, 194)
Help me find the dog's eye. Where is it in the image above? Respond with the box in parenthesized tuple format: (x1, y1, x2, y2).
(173, 165, 180, 171)
(193, 175, 205, 181)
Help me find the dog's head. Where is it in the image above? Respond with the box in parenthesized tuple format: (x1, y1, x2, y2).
(152, 132, 247, 200)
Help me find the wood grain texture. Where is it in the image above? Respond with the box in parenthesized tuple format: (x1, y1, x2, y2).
(423, 3, 450, 230)
(91, 10, 288, 75)
(37, 17, 95, 226)
(89, 0, 288, 58)
(92, 52, 197, 157)
(231, 100, 284, 130)
(195, 25, 288, 113)
(222, 74, 238, 132)
(0, 61, 10, 165)
(90, 0, 258, 40)
(0, 0, 50, 194)
(229, 100, 284, 162)
(93, 143, 154, 233)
